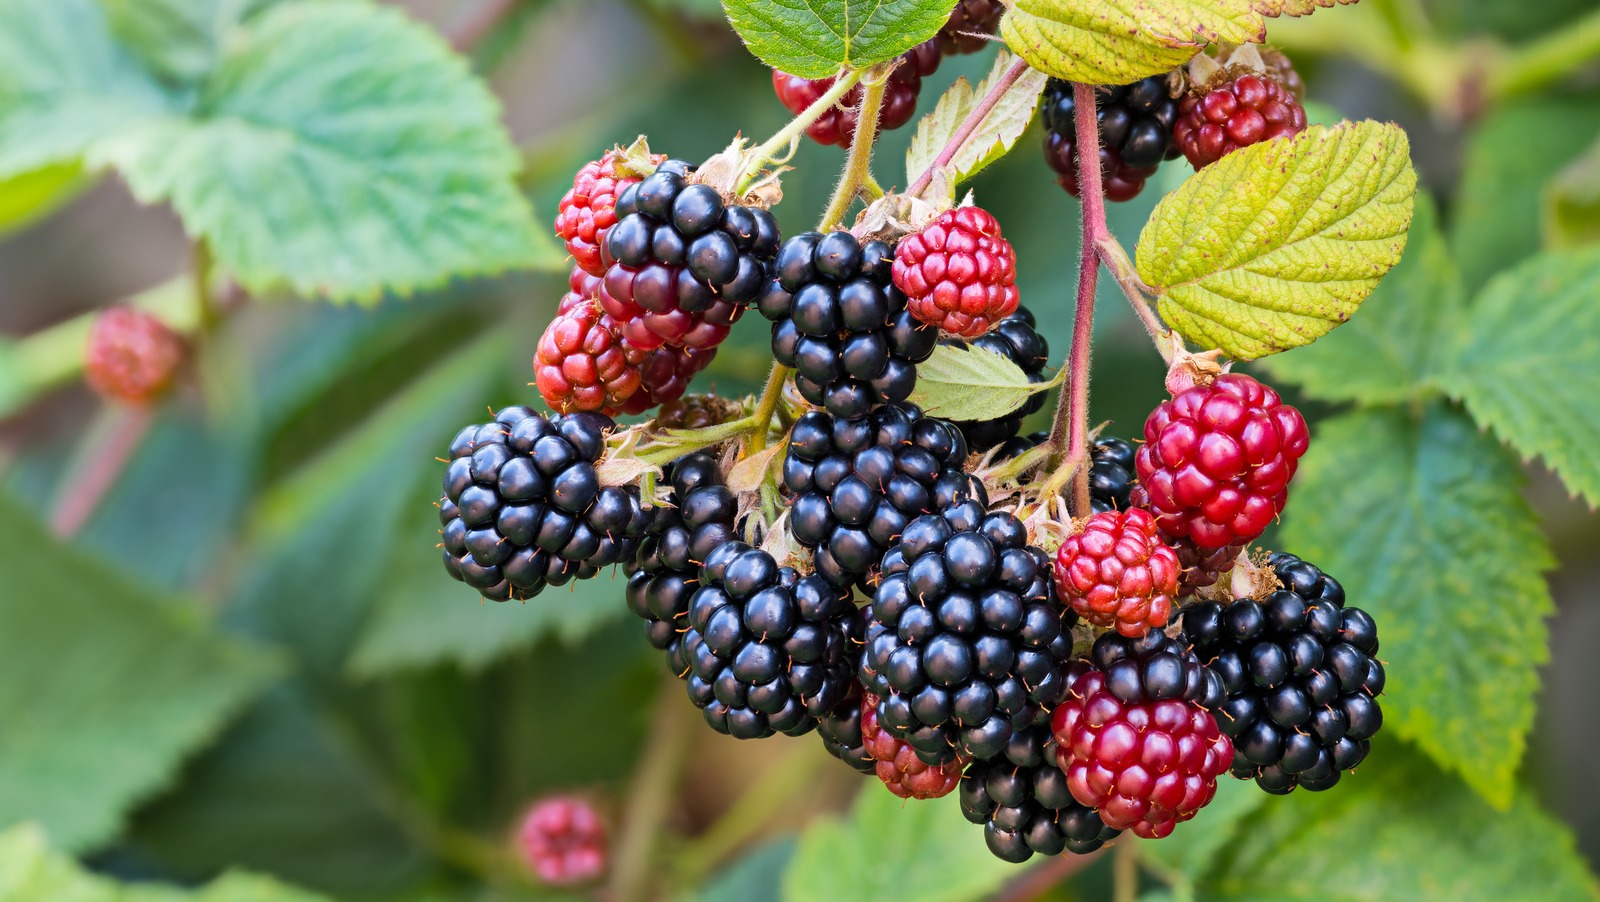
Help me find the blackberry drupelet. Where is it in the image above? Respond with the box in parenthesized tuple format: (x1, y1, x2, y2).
(771, 41, 941, 148)
(959, 723, 1120, 862)
(817, 682, 876, 775)
(861, 501, 1074, 765)
(760, 231, 939, 419)
(783, 403, 982, 594)
(1042, 75, 1181, 202)
(861, 689, 966, 799)
(891, 206, 1020, 338)
(679, 542, 864, 739)
(1182, 552, 1385, 794)
(946, 306, 1049, 451)
(934, 0, 1005, 55)
(440, 408, 650, 601)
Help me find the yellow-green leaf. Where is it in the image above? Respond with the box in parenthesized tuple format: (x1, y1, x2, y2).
(999, 0, 1263, 85)
(907, 343, 1061, 422)
(1253, 0, 1360, 15)
(1137, 120, 1417, 360)
(904, 52, 1047, 190)
(0, 162, 87, 238)
(1545, 134, 1600, 249)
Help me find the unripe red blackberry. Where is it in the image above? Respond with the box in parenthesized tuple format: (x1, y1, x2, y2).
(891, 206, 1020, 338)
(534, 302, 642, 415)
(760, 231, 938, 420)
(934, 0, 1005, 55)
(959, 725, 1120, 862)
(84, 307, 185, 405)
(1135, 373, 1309, 550)
(653, 394, 742, 430)
(945, 306, 1049, 451)
(558, 265, 602, 316)
(862, 690, 965, 799)
(620, 343, 714, 415)
(771, 42, 941, 147)
(556, 148, 664, 277)
(1174, 72, 1307, 170)
(1183, 552, 1384, 794)
(1042, 76, 1181, 202)
(516, 796, 607, 885)
(1051, 632, 1231, 839)
(1055, 508, 1179, 638)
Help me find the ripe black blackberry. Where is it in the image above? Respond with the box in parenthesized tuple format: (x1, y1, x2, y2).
(679, 542, 864, 739)
(782, 402, 982, 593)
(948, 306, 1049, 452)
(759, 231, 938, 419)
(959, 723, 1120, 862)
(601, 159, 780, 351)
(817, 681, 876, 775)
(440, 407, 650, 601)
(984, 431, 1136, 515)
(1042, 76, 1181, 202)
(861, 500, 1073, 764)
(1182, 552, 1386, 794)
(625, 453, 737, 673)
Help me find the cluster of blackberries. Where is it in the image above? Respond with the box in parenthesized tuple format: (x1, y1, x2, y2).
(960, 725, 1120, 862)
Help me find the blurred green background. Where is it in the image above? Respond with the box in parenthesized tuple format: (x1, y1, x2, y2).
(0, 0, 1597, 899)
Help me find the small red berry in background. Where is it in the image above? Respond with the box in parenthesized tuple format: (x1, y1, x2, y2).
(770, 41, 940, 148)
(516, 796, 607, 885)
(84, 307, 185, 406)
(861, 691, 964, 800)
(891, 206, 1019, 338)
(1135, 372, 1309, 550)
(1055, 508, 1179, 638)
(534, 302, 642, 415)
(1174, 73, 1308, 170)
(555, 149, 661, 277)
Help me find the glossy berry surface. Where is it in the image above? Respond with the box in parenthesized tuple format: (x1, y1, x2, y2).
(555, 149, 660, 276)
(1042, 76, 1181, 202)
(439, 408, 650, 601)
(653, 394, 741, 430)
(620, 342, 714, 415)
(1174, 73, 1307, 170)
(862, 501, 1074, 765)
(891, 206, 1020, 338)
(1051, 632, 1231, 839)
(771, 41, 940, 147)
(516, 796, 607, 885)
(783, 403, 980, 593)
(534, 302, 641, 415)
(862, 690, 965, 799)
(960, 724, 1120, 862)
(1055, 508, 1179, 638)
(761, 231, 938, 419)
(1183, 552, 1385, 794)
(947, 306, 1049, 451)
(679, 542, 863, 739)
(817, 682, 876, 775)
(1135, 373, 1309, 550)
(934, 0, 1005, 55)
(84, 307, 185, 405)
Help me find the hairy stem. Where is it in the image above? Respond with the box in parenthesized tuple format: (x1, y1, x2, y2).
(50, 404, 153, 537)
(1096, 237, 1172, 362)
(609, 676, 696, 902)
(744, 362, 794, 456)
(819, 70, 890, 230)
(905, 56, 1033, 199)
(735, 70, 865, 197)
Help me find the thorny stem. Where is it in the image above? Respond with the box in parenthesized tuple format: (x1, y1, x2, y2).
(744, 362, 794, 457)
(905, 56, 1032, 199)
(609, 676, 696, 902)
(734, 70, 865, 197)
(819, 69, 891, 230)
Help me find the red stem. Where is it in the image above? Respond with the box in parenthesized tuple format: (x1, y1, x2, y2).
(51, 405, 153, 537)
(905, 57, 1033, 198)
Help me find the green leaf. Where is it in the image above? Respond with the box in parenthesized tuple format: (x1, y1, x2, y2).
(694, 837, 797, 902)
(1443, 247, 1600, 508)
(721, 0, 954, 79)
(0, 162, 88, 238)
(1139, 778, 1266, 890)
(782, 786, 1016, 902)
(98, 0, 543, 302)
(1137, 121, 1417, 360)
(999, 0, 1263, 85)
(100, 0, 277, 84)
(907, 343, 1061, 423)
(904, 52, 1047, 190)
(1278, 404, 1553, 808)
(1257, 194, 1462, 404)
(1198, 742, 1600, 901)
(0, 823, 331, 901)
(0, 494, 279, 851)
(1545, 135, 1600, 249)
(0, 0, 174, 177)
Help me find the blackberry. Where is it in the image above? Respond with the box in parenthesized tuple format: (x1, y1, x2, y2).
(1174, 71, 1307, 170)
(959, 724, 1119, 862)
(782, 403, 982, 594)
(653, 394, 743, 430)
(817, 682, 876, 775)
(625, 453, 737, 673)
(861, 689, 966, 799)
(439, 407, 650, 601)
(861, 501, 1073, 764)
(1182, 552, 1385, 794)
(985, 432, 1135, 515)
(601, 159, 779, 351)
(679, 542, 864, 739)
(1042, 76, 1181, 202)
(946, 306, 1049, 451)
(891, 206, 1020, 338)
(85, 307, 185, 405)
(934, 0, 1005, 55)
(771, 41, 941, 148)
(516, 796, 607, 885)
(759, 231, 938, 419)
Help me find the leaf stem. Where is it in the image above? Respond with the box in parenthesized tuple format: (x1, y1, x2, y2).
(905, 56, 1033, 199)
(819, 69, 891, 230)
(192, 239, 217, 335)
(1489, 7, 1600, 101)
(744, 362, 794, 457)
(1096, 237, 1172, 363)
(1113, 839, 1140, 902)
(49, 404, 153, 537)
(609, 675, 697, 902)
(734, 70, 865, 197)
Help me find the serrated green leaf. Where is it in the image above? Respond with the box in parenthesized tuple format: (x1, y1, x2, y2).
(100, 0, 277, 84)
(96, 0, 543, 302)
(1138, 121, 1417, 360)
(1278, 404, 1552, 808)
(1545, 135, 1600, 249)
(0, 823, 331, 901)
(904, 52, 1047, 190)
(0, 163, 88, 238)
(0, 494, 280, 851)
(1258, 194, 1461, 404)
(1000, 0, 1263, 85)
(907, 343, 1061, 422)
(782, 786, 1016, 902)
(1442, 247, 1600, 508)
(721, 0, 954, 79)
(1197, 741, 1599, 901)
